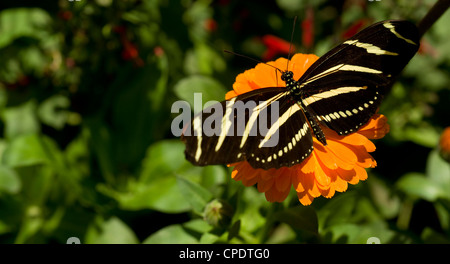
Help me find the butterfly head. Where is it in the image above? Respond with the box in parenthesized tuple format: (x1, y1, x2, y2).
(281, 71, 294, 82)
(281, 70, 300, 93)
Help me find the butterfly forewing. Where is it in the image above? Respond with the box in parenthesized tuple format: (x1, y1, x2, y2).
(182, 88, 313, 169)
(298, 20, 420, 135)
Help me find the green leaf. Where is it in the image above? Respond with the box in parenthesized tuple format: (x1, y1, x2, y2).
(0, 8, 51, 48)
(368, 176, 401, 219)
(234, 187, 266, 233)
(2, 100, 39, 139)
(317, 192, 358, 229)
(85, 216, 139, 244)
(276, 0, 306, 13)
(16, 165, 53, 206)
(99, 140, 198, 213)
(396, 172, 443, 202)
(183, 44, 226, 75)
(201, 165, 227, 191)
(108, 64, 169, 166)
(177, 176, 213, 213)
(275, 206, 318, 236)
(323, 221, 409, 244)
(434, 201, 450, 231)
(403, 125, 440, 148)
(37, 95, 70, 130)
(2, 134, 48, 167)
(182, 218, 212, 234)
(143, 224, 199, 244)
(426, 149, 450, 198)
(140, 140, 188, 183)
(265, 223, 296, 244)
(0, 165, 21, 194)
(99, 176, 191, 213)
(15, 205, 44, 243)
(173, 75, 228, 113)
(421, 227, 450, 244)
(227, 220, 241, 241)
(199, 232, 220, 244)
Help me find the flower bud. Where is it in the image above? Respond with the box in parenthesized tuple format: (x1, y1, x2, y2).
(203, 199, 234, 228)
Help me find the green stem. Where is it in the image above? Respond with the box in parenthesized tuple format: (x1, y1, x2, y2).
(397, 198, 414, 230)
(257, 202, 282, 243)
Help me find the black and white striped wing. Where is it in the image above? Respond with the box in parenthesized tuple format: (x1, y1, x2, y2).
(299, 20, 419, 135)
(182, 88, 313, 169)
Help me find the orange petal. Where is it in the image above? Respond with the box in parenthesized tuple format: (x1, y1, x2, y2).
(320, 185, 335, 198)
(309, 179, 322, 198)
(299, 154, 316, 174)
(361, 139, 376, 153)
(242, 174, 260, 187)
(332, 175, 349, 193)
(257, 177, 274, 193)
(297, 191, 314, 206)
(358, 114, 390, 139)
(313, 143, 339, 170)
(343, 144, 376, 168)
(315, 157, 332, 188)
(275, 169, 292, 192)
(232, 162, 256, 181)
(266, 186, 290, 203)
(336, 167, 359, 185)
(292, 171, 306, 193)
(289, 54, 319, 80)
(328, 131, 370, 147)
(260, 168, 276, 181)
(225, 90, 238, 100)
(327, 139, 358, 165)
(354, 165, 368, 181)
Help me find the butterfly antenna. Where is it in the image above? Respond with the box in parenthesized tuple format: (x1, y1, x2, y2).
(223, 50, 283, 74)
(286, 16, 297, 71)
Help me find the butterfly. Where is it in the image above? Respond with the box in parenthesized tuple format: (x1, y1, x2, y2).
(181, 20, 419, 170)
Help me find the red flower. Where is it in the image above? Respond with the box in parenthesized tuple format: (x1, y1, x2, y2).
(121, 40, 139, 60)
(302, 8, 314, 49)
(204, 18, 218, 32)
(341, 19, 367, 39)
(261, 35, 293, 61)
(439, 127, 450, 162)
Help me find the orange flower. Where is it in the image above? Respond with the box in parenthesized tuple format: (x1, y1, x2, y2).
(226, 54, 390, 206)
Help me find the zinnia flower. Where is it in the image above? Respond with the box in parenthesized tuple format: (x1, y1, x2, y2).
(226, 54, 390, 206)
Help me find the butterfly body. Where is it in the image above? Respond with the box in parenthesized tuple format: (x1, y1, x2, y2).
(181, 20, 420, 170)
(281, 70, 329, 146)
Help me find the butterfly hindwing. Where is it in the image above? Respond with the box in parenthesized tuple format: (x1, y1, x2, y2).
(182, 88, 313, 169)
(298, 20, 420, 135)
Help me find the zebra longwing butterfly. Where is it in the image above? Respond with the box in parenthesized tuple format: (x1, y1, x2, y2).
(181, 20, 419, 170)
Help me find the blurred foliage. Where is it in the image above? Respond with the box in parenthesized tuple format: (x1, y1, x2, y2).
(0, 0, 449, 244)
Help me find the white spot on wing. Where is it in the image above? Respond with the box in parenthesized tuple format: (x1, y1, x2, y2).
(303, 86, 368, 107)
(259, 103, 301, 148)
(193, 117, 203, 161)
(344, 39, 399, 56)
(383, 22, 417, 45)
(215, 98, 236, 152)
